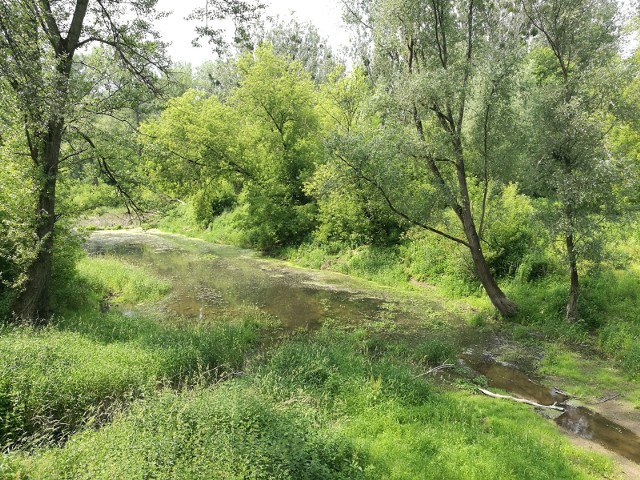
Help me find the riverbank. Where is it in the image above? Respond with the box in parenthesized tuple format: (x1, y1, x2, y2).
(2, 227, 638, 478)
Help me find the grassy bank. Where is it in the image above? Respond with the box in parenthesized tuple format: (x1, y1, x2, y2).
(0, 255, 263, 451)
(155, 205, 640, 382)
(4, 329, 617, 479)
(2, 223, 630, 477)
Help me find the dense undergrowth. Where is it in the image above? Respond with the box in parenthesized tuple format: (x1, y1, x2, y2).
(0, 256, 262, 452)
(0, 233, 624, 478)
(3, 326, 616, 479)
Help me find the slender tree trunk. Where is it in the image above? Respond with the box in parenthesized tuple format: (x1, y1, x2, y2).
(565, 232, 579, 321)
(461, 206, 518, 317)
(13, 121, 63, 321)
(452, 139, 517, 318)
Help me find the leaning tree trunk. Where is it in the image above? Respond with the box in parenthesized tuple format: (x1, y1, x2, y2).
(565, 232, 579, 321)
(13, 122, 63, 322)
(462, 208, 518, 317)
(455, 145, 518, 318)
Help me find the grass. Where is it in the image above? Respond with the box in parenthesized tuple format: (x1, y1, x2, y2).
(2, 222, 630, 477)
(3, 383, 361, 480)
(75, 256, 170, 305)
(3, 329, 618, 479)
(539, 343, 640, 408)
(0, 311, 263, 451)
(252, 330, 615, 479)
(155, 205, 249, 247)
(0, 253, 265, 451)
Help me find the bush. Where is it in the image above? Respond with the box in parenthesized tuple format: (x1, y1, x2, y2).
(599, 322, 640, 378)
(401, 231, 478, 296)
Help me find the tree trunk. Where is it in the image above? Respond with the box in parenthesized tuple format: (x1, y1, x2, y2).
(13, 122, 62, 322)
(462, 209, 518, 317)
(10, 0, 89, 322)
(453, 140, 517, 318)
(565, 232, 579, 321)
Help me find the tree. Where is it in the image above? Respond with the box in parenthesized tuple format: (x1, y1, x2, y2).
(307, 66, 405, 247)
(248, 17, 337, 83)
(338, 0, 524, 316)
(0, 0, 170, 320)
(0, 0, 260, 321)
(142, 45, 322, 251)
(520, 0, 622, 320)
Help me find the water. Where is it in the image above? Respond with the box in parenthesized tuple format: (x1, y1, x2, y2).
(86, 229, 397, 329)
(86, 229, 640, 464)
(463, 351, 640, 464)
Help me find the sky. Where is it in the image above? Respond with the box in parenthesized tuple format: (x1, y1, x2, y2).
(154, 0, 350, 67)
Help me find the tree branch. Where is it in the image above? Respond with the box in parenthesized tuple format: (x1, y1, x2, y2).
(335, 152, 470, 248)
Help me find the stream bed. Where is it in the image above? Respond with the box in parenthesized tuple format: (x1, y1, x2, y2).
(86, 228, 640, 465)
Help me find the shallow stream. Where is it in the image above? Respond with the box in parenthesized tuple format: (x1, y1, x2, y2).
(86, 228, 640, 465)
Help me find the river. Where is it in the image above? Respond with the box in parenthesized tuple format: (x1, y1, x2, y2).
(86, 228, 640, 468)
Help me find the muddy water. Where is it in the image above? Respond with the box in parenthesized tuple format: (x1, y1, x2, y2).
(86, 229, 640, 464)
(462, 352, 640, 464)
(86, 229, 397, 329)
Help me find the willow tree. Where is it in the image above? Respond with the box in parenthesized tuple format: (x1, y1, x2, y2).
(339, 0, 524, 316)
(0, 0, 166, 320)
(521, 0, 621, 320)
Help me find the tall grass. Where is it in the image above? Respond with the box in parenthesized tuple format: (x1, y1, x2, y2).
(0, 310, 262, 450)
(5, 329, 614, 479)
(1, 250, 264, 450)
(76, 256, 170, 305)
(4, 383, 362, 480)
(249, 330, 614, 479)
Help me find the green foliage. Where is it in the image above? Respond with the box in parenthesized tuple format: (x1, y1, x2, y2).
(0, 127, 36, 318)
(306, 161, 404, 248)
(481, 184, 548, 279)
(401, 229, 478, 296)
(599, 322, 640, 378)
(142, 45, 323, 252)
(0, 309, 260, 450)
(6, 383, 362, 480)
(49, 227, 90, 312)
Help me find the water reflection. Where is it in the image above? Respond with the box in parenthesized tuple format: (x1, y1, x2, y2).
(86, 229, 391, 329)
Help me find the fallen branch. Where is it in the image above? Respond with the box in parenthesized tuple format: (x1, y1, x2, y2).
(415, 363, 455, 377)
(596, 393, 622, 404)
(477, 387, 565, 411)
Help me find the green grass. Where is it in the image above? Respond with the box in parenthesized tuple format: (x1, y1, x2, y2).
(155, 204, 248, 247)
(250, 330, 615, 479)
(3, 383, 361, 480)
(0, 310, 262, 450)
(539, 343, 640, 407)
(0, 251, 265, 451)
(76, 256, 170, 305)
(4, 329, 617, 479)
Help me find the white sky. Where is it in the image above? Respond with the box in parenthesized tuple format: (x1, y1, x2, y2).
(155, 0, 350, 67)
